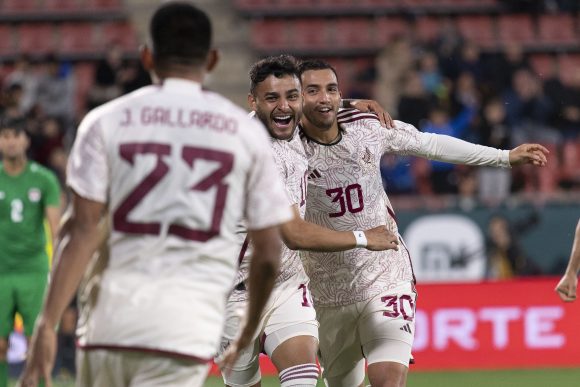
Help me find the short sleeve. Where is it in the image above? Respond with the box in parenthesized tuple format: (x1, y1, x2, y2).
(243, 121, 293, 230)
(66, 113, 109, 203)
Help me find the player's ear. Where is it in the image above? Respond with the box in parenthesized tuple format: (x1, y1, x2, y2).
(205, 49, 219, 73)
(248, 93, 257, 111)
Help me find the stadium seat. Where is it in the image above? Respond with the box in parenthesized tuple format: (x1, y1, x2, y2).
(333, 17, 374, 49)
(375, 16, 409, 46)
(250, 19, 289, 51)
(317, 0, 355, 8)
(558, 54, 580, 85)
(497, 15, 536, 47)
(290, 18, 330, 50)
(85, 0, 122, 10)
(2, 0, 38, 12)
(529, 54, 557, 79)
(233, 0, 274, 10)
(560, 141, 580, 187)
(414, 16, 442, 44)
(100, 21, 139, 52)
(16, 24, 56, 54)
(0, 26, 14, 55)
(456, 15, 496, 48)
(538, 14, 577, 46)
(44, 0, 82, 11)
(58, 23, 97, 54)
(276, 0, 319, 10)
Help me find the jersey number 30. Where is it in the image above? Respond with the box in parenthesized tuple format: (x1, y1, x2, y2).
(113, 142, 233, 242)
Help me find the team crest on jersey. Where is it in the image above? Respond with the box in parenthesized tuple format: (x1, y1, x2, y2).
(362, 147, 373, 164)
(28, 188, 41, 202)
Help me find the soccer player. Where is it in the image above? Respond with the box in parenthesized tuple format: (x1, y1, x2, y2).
(218, 55, 399, 387)
(297, 59, 548, 387)
(19, 3, 293, 387)
(0, 117, 61, 387)
(555, 219, 580, 302)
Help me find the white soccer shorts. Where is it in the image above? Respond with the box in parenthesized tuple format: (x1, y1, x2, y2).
(317, 281, 417, 387)
(218, 275, 319, 386)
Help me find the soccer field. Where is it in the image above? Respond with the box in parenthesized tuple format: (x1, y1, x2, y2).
(9, 368, 580, 386)
(201, 368, 580, 387)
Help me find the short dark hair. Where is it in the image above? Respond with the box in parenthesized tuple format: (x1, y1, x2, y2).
(150, 2, 212, 68)
(249, 55, 300, 95)
(0, 116, 26, 135)
(297, 59, 339, 83)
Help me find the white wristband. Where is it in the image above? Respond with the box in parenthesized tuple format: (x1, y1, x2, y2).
(353, 231, 367, 248)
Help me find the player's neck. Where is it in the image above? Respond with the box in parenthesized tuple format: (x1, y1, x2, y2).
(300, 119, 340, 144)
(2, 155, 27, 176)
(154, 65, 205, 84)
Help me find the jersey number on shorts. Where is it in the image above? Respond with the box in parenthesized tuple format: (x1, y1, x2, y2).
(325, 183, 364, 218)
(381, 295, 415, 321)
(113, 142, 233, 242)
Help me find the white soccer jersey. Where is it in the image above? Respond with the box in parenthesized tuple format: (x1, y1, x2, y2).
(230, 128, 309, 302)
(301, 109, 511, 307)
(67, 78, 293, 360)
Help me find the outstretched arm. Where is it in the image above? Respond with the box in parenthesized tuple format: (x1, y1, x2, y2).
(342, 99, 394, 128)
(555, 219, 580, 302)
(281, 206, 399, 252)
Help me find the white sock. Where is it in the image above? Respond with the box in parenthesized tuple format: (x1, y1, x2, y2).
(279, 363, 319, 386)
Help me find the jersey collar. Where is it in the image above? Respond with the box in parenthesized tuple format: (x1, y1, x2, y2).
(161, 78, 202, 94)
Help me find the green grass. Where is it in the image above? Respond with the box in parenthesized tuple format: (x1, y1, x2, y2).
(11, 368, 580, 387)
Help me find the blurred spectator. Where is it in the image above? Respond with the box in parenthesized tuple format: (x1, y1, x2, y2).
(380, 154, 417, 195)
(88, 43, 125, 109)
(397, 71, 434, 128)
(555, 68, 580, 140)
(418, 51, 445, 97)
(420, 102, 477, 194)
(502, 68, 560, 144)
(456, 167, 478, 211)
(3, 55, 39, 115)
(474, 99, 512, 203)
(485, 43, 531, 95)
(485, 212, 542, 279)
(456, 43, 484, 83)
(36, 55, 75, 128)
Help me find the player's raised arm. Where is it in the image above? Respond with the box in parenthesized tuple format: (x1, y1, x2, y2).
(556, 219, 580, 302)
(281, 206, 399, 252)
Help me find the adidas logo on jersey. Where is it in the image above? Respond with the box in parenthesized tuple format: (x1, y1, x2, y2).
(400, 323, 412, 334)
(308, 169, 322, 180)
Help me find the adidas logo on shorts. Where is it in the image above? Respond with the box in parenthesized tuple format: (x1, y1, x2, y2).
(400, 323, 412, 334)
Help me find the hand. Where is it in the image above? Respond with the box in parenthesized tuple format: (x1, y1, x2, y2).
(509, 143, 549, 167)
(364, 225, 399, 251)
(555, 273, 577, 302)
(350, 99, 394, 128)
(217, 326, 254, 373)
(18, 321, 56, 387)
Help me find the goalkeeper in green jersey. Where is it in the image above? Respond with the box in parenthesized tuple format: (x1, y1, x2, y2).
(0, 117, 61, 387)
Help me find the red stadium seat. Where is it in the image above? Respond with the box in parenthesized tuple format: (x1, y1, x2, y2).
(456, 15, 496, 48)
(414, 16, 442, 44)
(85, 0, 122, 10)
(16, 24, 56, 54)
(538, 14, 577, 46)
(497, 15, 536, 47)
(529, 54, 557, 79)
(250, 19, 289, 51)
(290, 18, 330, 50)
(100, 21, 139, 52)
(375, 16, 409, 46)
(2, 0, 38, 12)
(58, 23, 97, 54)
(318, 0, 354, 8)
(233, 0, 274, 10)
(44, 0, 82, 11)
(276, 0, 318, 10)
(0, 26, 14, 55)
(333, 17, 374, 49)
(560, 141, 580, 186)
(558, 54, 580, 85)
